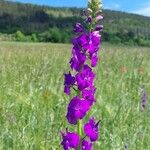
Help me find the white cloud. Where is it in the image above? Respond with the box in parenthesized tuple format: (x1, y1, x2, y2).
(132, 4, 150, 17)
(113, 4, 120, 9)
(104, 3, 121, 10)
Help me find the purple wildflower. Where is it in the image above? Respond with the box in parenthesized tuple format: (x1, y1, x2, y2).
(66, 96, 90, 125)
(82, 86, 96, 105)
(90, 52, 99, 67)
(76, 34, 89, 51)
(62, 0, 103, 149)
(74, 23, 84, 33)
(64, 73, 75, 95)
(140, 88, 148, 111)
(82, 140, 92, 150)
(95, 25, 103, 31)
(61, 129, 80, 150)
(88, 31, 101, 55)
(70, 42, 86, 71)
(84, 117, 100, 142)
(76, 65, 95, 91)
(76, 31, 101, 55)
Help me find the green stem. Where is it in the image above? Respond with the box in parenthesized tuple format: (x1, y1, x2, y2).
(77, 119, 82, 136)
(77, 120, 82, 150)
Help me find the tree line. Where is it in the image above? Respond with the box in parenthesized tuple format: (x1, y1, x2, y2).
(0, 0, 150, 46)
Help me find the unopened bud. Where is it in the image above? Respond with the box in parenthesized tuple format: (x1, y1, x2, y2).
(87, 8, 93, 13)
(95, 25, 103, 31)
(96, 15, 103, 21)
(86, 16, 92, 23)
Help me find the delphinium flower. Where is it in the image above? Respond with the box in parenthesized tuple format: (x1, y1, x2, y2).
(64, 72, 76, 95)
(61, 128, 80, 150)
(82, 140, 92, 150)
(66, 96, 90, 125)
(84, 117, 100, 142)
(61, 0, 103, 149)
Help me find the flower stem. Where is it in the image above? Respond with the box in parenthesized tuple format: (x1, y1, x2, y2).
(77, 120, 82, 149)
(78, 119, 82, 136)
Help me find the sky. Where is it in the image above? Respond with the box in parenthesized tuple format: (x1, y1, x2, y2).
(11, 0, 150, 17)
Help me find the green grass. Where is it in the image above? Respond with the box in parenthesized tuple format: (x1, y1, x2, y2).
(0, 41, 150, 150)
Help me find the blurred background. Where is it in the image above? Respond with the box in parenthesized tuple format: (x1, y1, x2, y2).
(0, 0, 150, 46)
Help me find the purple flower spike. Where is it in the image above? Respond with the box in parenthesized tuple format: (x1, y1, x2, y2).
(64, 73, 76, 95)
(66, 96, 90, 125)
(61, 1, 103, 148)
(82, 140, 92, 150)
(74, 23, 84, 33)
(61, 129, 80, 150)
(84, 117, 100, 142)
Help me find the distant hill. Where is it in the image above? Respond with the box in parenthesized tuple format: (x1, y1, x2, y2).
(0, 0, 150, 46)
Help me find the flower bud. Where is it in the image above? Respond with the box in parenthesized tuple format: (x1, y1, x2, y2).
(96, 15, 103, 21)
(74, 23, 84, 33)
(96, 10, 102, 15)
(86, 16, 92, 23)
(95, 25, 103, 31)
(87, 8, 93, 13)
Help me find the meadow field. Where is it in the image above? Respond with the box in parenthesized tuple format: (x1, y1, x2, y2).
(0, 41, 149, 150)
